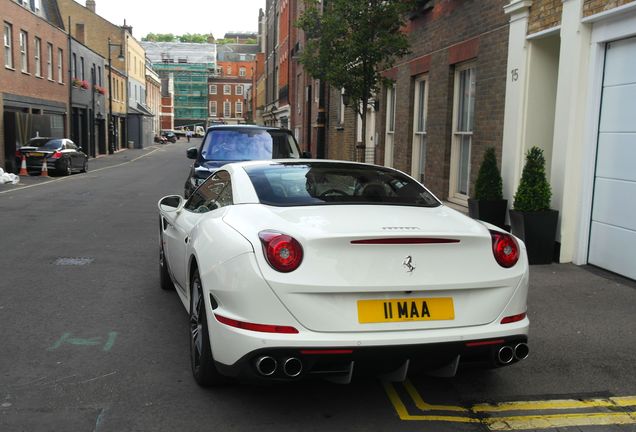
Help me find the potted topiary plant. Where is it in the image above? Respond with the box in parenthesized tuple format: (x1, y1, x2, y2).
(468, 147, 507, 229)
(509, 146, 558, 265)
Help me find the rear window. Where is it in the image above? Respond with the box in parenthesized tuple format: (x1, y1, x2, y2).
(244, 162, 440, 207)
(27, 138, 62, 148)
(200, 129, 300, 161)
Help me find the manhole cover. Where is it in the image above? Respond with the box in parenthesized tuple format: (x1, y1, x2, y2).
(54, 257, 94, 266)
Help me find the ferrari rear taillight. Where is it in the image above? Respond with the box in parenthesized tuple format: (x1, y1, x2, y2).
(214, 314, 299, 334)
(50, 151, 62, 159)
(501, 312, 527, 324)
(259, 231, 303, 272)
(490, 230, 519, 268)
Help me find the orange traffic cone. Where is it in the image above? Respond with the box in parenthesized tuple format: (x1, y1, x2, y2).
(18, 155, 28, 176)
(40, 158, 49, 177)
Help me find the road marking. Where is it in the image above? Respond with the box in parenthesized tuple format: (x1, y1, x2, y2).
(0, 148, 161, 195)
(48, 332, 117, 351)
(473, 395, 636, 412)
(383, 380, 636, 430)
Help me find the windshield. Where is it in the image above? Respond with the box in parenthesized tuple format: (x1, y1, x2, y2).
(199, 129, 300, 162)
(244, 162, 441, 207)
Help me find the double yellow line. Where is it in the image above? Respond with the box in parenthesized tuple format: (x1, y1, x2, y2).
(384, 380, 636, 430)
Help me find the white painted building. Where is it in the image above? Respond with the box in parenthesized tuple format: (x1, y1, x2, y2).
(502, 0, 636, 279)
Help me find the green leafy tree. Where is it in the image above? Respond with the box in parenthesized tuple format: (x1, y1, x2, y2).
(142, 33, 177, 42)
(513, 146, 552, 211)
(473, 147, 503, 200)
(179, 33, 212, 43)
(297, 0, 416, 161)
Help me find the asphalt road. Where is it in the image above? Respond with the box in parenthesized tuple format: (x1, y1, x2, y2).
(1, 141, 634, 432)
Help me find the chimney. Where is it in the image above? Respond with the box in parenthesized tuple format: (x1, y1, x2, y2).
(86, 0, 96, 13)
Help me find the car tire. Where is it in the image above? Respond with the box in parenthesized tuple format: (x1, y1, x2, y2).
(60, 159, 72, 176)
(81, 160, 88, 173)
(189, 268, 226, 387)
(159, 226, 174, 291)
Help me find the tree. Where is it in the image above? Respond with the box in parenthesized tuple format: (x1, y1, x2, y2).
(297, 0, 416, 161)
(142, 33, 177, 42)
(513, 147, 552, 212)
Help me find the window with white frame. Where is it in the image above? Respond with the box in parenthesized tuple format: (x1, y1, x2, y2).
(383, 84, 397, 167)
(235, 100, 243, 115)
(411, 75, 428, 183)
(223, 100, 231, 117)
(223, 84, 231, 95)
(46, 42, 52, 79)
(34, 37, 41, 77)
(209, 101, 217, 116)
(450, 63, 476, 202)
(239, 67, 246, 77)
(19, 30, 28, 73)
(236, 84, 243, 95)
(57, 48, 63, 82)
(4, 23, 13, 69)
(226, 66, 232, 75)
(209, 84, 217, 94)
(71, 53, 76, 78)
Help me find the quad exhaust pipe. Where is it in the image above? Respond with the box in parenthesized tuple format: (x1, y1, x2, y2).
(255, 356, 303, 377)
(497, 345, 515, 365)
(255, 356, 277, 376)
(496, 343, 530, 365)
(514, 342, 529, 361)
(283, 357, 303, 377)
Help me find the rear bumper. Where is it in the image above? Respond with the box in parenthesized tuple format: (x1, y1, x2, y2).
(215, 335, 529, 382)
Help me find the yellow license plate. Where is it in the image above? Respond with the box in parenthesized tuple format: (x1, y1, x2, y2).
(28, 152, 44, 157)
(357, 297, 454, 323)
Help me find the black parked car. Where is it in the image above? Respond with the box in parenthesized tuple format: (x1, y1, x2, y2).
(183, 125, 308, 198)
(161, 130, 178, 143)
(17, 138, 88, 176)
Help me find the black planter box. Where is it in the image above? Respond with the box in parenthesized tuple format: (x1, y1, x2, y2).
(467, 198, 508, 230)
(509, 209, 559, 265)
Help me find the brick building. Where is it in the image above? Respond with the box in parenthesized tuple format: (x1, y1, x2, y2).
(56, 0, 139, 153)
(208, 58, 254, 124)
(373, 0, 510, 208)
(501, 0, 636, 279)
(1, 0, 69, 173)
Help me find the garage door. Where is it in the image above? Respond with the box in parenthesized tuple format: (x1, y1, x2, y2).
(588, 37, 636, 280)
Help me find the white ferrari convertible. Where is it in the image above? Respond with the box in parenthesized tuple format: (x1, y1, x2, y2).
(158, 160, 529, 386)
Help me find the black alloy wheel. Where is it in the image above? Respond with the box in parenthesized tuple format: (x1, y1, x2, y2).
(61, 158, 72, 176)
(189, 268, 226, 387)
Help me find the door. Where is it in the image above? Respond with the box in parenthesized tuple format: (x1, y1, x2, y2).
(588, 37, 636, 280)
(162, 211, 198, 293)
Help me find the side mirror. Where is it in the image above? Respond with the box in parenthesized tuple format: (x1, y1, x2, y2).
(158, 195, 184, 213)
(186, 147, 198, 160)
(301, 151, 312, 158)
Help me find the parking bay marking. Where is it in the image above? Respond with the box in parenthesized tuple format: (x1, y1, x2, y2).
(383, 380, 636, 430)
(48, 332, 117, 351)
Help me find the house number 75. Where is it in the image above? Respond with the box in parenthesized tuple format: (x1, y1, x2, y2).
(511, 68, 519, 82)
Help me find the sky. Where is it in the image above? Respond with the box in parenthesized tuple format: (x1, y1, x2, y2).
(82, 0, 265, 40)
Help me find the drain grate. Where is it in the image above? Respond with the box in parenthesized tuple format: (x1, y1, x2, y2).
(54, 257, 94, 266)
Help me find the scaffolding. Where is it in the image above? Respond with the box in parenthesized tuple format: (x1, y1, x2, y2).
(143, 42, 218, 126)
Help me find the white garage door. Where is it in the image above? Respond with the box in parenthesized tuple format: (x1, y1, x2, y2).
(588, 37, 636, 280)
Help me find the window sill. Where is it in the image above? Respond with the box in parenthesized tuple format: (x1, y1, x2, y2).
(21, 71, 31, 76)
(5, 66, 16, 71)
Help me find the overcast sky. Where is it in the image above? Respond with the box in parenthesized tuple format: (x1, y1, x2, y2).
(84, 0, 264, 40)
